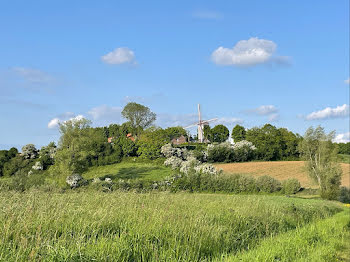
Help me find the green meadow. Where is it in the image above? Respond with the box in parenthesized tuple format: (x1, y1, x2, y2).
(0, 190, 348, 261)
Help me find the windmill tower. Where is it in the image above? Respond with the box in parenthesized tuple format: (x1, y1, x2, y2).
(184, 104, 218, 143)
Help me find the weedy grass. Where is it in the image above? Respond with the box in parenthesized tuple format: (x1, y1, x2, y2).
(0, 191, 343, 261)
(82, 161, 173, 182)
(219, 208, 350, 262)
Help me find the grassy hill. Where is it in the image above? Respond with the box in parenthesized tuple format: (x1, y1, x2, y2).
(0, 190, 347, 261)
(83, 161, 173, 182)
(216, 161, 350, 188)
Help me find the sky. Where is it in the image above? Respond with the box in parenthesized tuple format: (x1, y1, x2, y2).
(0, 0, 349, 150)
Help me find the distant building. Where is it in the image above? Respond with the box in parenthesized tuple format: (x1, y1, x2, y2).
(107, 133, 135, 143)
(171, 135, 187, 145)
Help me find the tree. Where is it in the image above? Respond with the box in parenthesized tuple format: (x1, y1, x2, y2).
(231, 125, 246, 142)
(298, 126, 342, 200)
(21, 144, 38, 159)
(210, 125, 229, 143)
(121, 102, 156, 136)
(203, 125, 211, 141)
(164, 126, 187, 141)
(136, 127, 168, 159)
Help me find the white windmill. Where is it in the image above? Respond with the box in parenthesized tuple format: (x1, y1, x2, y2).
(184, 104, 218, 143)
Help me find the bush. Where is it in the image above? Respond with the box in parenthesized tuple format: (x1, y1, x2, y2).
(207, 143, 233, 163)
(281, 178, 301, 194)
(232, 140, 256, 162)
(339, 187, 350, 203)
(257, 175, 282, 193)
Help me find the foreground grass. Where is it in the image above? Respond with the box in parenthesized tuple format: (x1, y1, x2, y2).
(83, 161, 173, 182)
(0, 191, 343, 261)
(219, 209, 350, 262)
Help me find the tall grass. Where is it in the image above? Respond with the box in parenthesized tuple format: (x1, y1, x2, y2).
(219, 209, 350, 261)
(0, 191, 342, 261)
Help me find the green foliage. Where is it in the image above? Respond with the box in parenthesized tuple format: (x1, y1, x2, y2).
(256, 175, 282, 193)
(2, 156, 34, 176)
(0, 148, 18, 176)
(281, 178, 301, 194)
(246, 124, 300, 160)
(118, 136, 137, 156)
(203, 125, 211, 140)
(231, 124, 246, 142)
(337, 142, 350, 154)
(221, 210, 350, 262)
(0, 191, 342, 261)
(164, 126, 187, 140)
(339, 187, 350, 203)
(136, 127, 168, 159)
(210, 124, 229, 143)
(121, 102, 156, 135)
(298, 126, 342, 200)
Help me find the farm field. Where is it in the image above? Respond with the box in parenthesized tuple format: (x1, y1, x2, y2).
(0, 191, 347, 261)
(216, 161, 350, 188)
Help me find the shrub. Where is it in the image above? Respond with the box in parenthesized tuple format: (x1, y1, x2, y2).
(281, 178, 301, 194)
(179, 157, 200, 174)
(232, 140, 256, 162)
(164, 156, 183, 170)
(339, 187, 350, 204)
(257, 175, 282, 193)
(207, 143, 234, 163)
(194, 163, 219, 175)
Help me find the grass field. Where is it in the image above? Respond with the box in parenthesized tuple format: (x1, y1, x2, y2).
(83, 161, 173, 182)
(216, 161, 350, 188)
(0, 191, 346, 261)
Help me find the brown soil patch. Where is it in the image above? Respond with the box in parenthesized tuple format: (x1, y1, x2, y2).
(215, 161, 350, 188)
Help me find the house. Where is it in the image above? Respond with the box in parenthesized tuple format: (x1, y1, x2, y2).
(107, 133, 135, 143)
(171, 135, 187, 145)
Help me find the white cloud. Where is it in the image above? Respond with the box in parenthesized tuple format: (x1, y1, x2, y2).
(248, 105, 278, 115)
(47, 113, 84, 129)
(211, 37, 288, 67)
(216, 117, 243, 125)
(306, 104, 349, 120)
(101, 47, 136, 65)
(334, 132, 350, 143)
(12, 67, 54, 83)
(345, 78, 350, 84)
(88, 105, 122, 121)
(192, 10, 223, 20)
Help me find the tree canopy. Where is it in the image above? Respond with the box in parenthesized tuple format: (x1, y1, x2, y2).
(121, 102, 156, 135)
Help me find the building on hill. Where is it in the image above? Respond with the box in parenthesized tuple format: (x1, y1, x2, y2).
(108, 133, 135, 143)
(171, 135, 187, 145)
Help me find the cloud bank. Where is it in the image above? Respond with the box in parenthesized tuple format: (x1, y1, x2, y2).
(48, 113, 84, 129)
(306, 104, 349, 120)
(211, 37, 289, 67)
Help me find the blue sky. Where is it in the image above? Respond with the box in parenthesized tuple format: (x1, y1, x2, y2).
(0, 0, 349, 149)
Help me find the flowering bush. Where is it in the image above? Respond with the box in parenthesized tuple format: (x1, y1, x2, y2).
(164, 156, 183, 170)
(194, 163, 219, 176)
(179, 157, 200, 174)
(232, 140, 256, 162)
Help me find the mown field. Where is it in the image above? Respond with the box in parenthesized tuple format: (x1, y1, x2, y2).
(0, 191, 348, 261)
(216, 161, 350, 188)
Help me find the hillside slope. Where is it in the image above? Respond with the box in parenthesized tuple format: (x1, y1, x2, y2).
(215, 161, 350, 188)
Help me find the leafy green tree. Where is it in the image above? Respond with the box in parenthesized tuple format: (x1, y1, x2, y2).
(210, 125, 229, 143)
(164, 126, 187, 141)
(246, 124, 282, 160)
(51, 118, 93, 180)
(298, 126, 342, 200)
(203, 125, 211, 141)
(231, 125, 246, 142)
(136, 127, 168, 159)
(121, 102, 156, 136)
